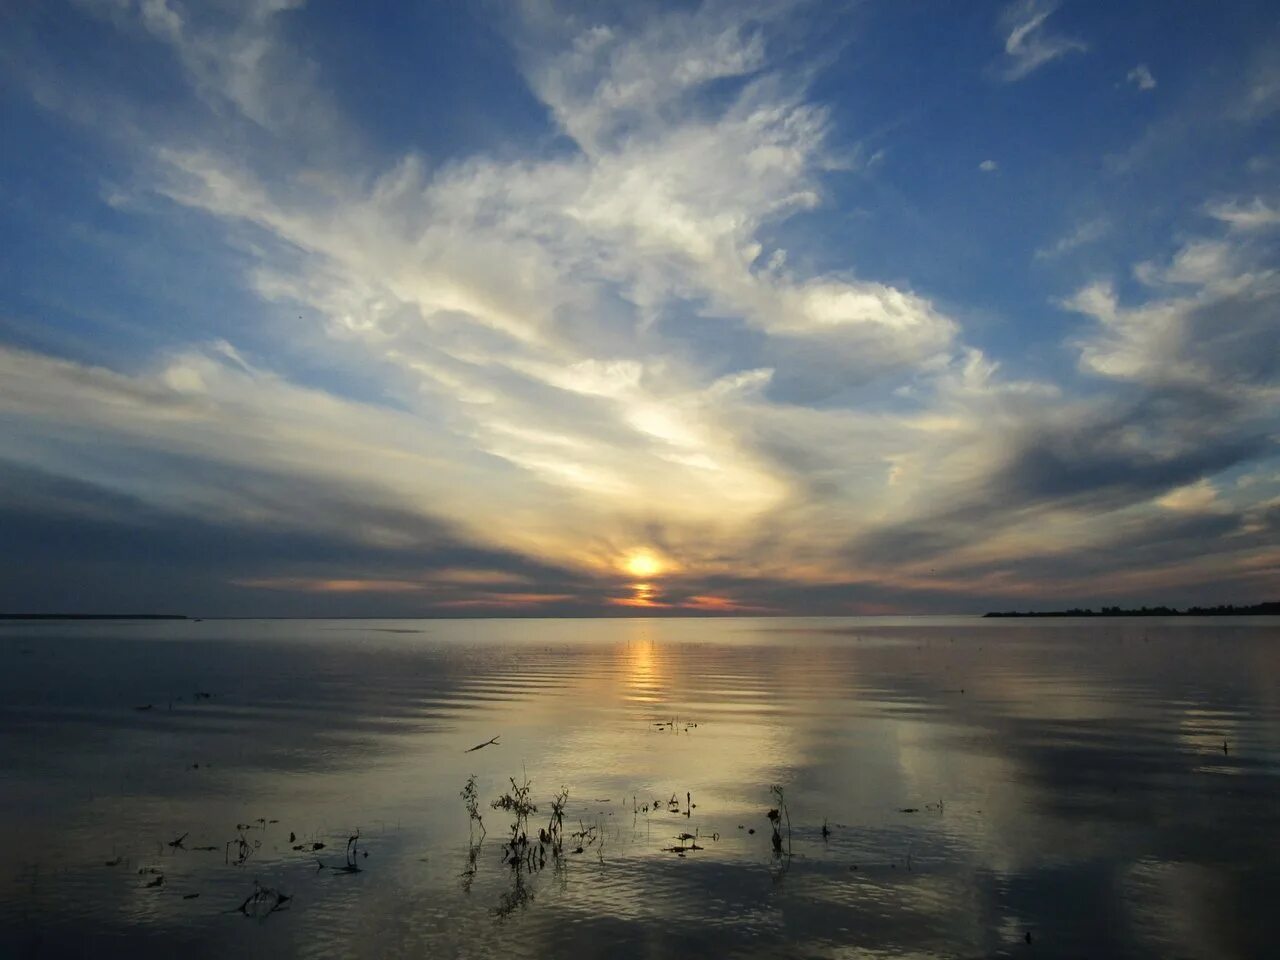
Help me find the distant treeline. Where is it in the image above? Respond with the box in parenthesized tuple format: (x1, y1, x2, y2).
(984, 602, 1280, 618)
(0, 614, 189, 620)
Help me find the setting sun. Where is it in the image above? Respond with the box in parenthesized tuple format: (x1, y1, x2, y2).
(623, 551, 663, 578)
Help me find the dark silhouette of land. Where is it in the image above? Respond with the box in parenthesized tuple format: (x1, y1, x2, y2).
(984, 602, 1280, 618)
(0, 613, 189, 620)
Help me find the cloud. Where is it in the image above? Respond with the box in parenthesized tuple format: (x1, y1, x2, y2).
(0, 457, 599, 616)
(997, 0, 1087, 81)
(1034, 217, 1108, 260)
(1126, 64, 1157, 91)
(1069, 233, 1280, 388)
(1156, 479, 1222, 513)
(1206, 197, 1280, 230)
(979, 159, 999, 173)
(2, 1, 1279, 613)
(837, 219, 1280, 585)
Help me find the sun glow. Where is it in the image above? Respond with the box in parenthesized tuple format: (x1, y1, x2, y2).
(623, 550, 664, 578)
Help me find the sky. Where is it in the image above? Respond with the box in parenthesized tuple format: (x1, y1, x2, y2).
(1, 0, 1278, 617)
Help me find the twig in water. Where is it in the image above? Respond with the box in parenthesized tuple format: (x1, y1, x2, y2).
(466, 736, 501, 753)
(335, 832, 363, 873)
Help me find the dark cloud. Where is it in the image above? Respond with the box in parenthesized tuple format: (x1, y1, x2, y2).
(0, 460, 597, 616)
(954, 509, 1263, 595)
(996, 405, 1264, 510)
(1178, 286, 1280, 385)
(846, 385, 1275, 570)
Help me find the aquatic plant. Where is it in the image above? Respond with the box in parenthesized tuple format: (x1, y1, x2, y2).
(459, 842, 480, 895)
(226, 831, 259, 867)
(768, 785, 792, 856)
(491, 774, 539, 868)
(542, 786, 569, 854)
(568, 820, 599, 856)
(461, 774, 486, 840)
(492, 866, 533, 920)
(666, 829, 704, 856)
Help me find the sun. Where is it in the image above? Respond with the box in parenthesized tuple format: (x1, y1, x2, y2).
(623, 550, 663, 578)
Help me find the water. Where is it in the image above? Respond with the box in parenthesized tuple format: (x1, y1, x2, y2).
(1, 616, 1277, 959)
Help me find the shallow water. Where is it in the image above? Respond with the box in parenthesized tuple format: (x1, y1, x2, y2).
(1, 616, 1278, 959)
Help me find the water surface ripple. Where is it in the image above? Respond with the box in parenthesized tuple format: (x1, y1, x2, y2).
(1, 616, 1277, 958)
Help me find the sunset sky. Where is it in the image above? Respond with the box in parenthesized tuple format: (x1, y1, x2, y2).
(1, 0, 1278, 616)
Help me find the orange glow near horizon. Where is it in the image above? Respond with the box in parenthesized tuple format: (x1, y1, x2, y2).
(608, 582, 672, 608)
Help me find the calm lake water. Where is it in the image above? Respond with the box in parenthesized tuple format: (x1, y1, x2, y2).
(1, 616, 1277, 959)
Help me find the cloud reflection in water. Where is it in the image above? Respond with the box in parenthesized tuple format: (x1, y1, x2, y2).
(1, 616, 1277, 958)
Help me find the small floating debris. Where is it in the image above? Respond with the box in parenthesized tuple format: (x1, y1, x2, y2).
(167, 832, 188, 849)
(899, 808, 919, 814)
(104, 856, 124, 867)
(134, 704, 153, 712)
(183, 892, 200, 900)
(145, 875, 165, 888)
(465, 736, 500, 753)
(191, 846, 218, 852)
(238, 881, 291, 917)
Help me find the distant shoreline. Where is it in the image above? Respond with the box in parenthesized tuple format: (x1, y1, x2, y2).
(0, 614, 189, 620)
(984, 602, 1279, 618)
